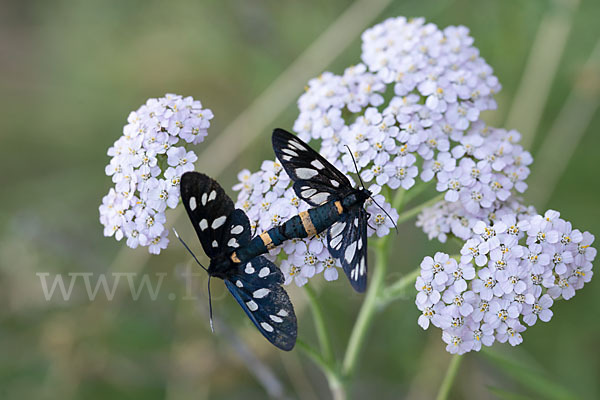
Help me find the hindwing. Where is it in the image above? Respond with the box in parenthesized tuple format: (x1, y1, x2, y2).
(327, 209, 368, 292)
(224, 256, 297, 351)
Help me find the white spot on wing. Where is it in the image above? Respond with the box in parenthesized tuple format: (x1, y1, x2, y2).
(260, 322, 274, 332)
(301, 188, 317, 198)
(282, 155, 292, 161)
(258, 267, 270, 278)
(288, 140, 305, 150)
(296, 168, 318, 179)
(236, 280, 243, 288)
(189, 197, 197, 210)
(345, 241, 357, 262)
(199, 219, 208, 231)
(227, 238, 239, 248)
(246, 300, 258, 311)
(231, 225, 244, 234)
(282, 148, 298, 157)
(311, 159, 325, 170)
(310, 192, 329, 204)
(330, 221, 345, 238)
(245, 263, 255, 274)
(330, 179, 340, 188)
(277, 309, 289, 317)
(212, 240, 218, 248)
(359, 257, 366, 275)
(270, 315, 283, 323)
(253, 288, 270, 299)
(201, 193, 208, 206)
(208, 190, 217, 202)
(330, 234, 343, 249)
(211, 216, 226, 229)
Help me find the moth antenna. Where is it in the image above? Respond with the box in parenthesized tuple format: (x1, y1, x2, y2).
(365, 212, 376, 231)
(344, 145, 366, 189)
(208, 276, 215, 333)
(173, 228, 208, 272)
(369, 197, 399, 235)
(173, 229, 214, 332)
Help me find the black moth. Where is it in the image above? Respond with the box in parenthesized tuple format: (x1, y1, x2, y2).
(272, 128, 372, 292)
(179, 172, 297, 351)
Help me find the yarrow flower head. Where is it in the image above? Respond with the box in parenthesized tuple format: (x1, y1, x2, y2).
(99, 94, 213, 254)
(229, 15, 596, 353)
(233, 17, 506, 287)
(416, 210, 595, 354)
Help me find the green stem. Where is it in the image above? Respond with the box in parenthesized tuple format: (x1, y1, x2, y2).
(402, 180, 433, 204)
(396, 192, 445, 226)
(297, 338, 346, 400)
(378, 267, 420, 306)
(304, 283, 335, 364)
(303, 286, 347, 399)
(435, 354, 463, 400)
(339, 186, 415, 378)
(378, 253, 461, 305)
(392, 186, 406, 209)
(296, 338, 333, 374)
(326, 373, 347, 400)
(342, 236, 390, 377)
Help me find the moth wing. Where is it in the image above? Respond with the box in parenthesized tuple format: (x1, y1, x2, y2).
(292, 180, 340, 207)
(224, 256, 297, 351)
(272, 128, 353, 200)
(327, 208, 368, 292)
(222, 209, 252, 253)
(180, 172, 236, 258)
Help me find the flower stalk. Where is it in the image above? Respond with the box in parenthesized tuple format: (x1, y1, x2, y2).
(304, 283, 335, 365)
(378, 267, 421, 306)
(300, 191, 453, 398)
(435, 354, 463, 400)
(342, 234, 390, 377)
(395, 192, 445, 226)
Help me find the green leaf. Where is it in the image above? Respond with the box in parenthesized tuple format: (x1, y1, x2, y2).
(482, 348, 578, 400)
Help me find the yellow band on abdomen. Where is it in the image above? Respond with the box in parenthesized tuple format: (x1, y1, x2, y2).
(334, 201, 343, 214)
(299, 210, 317, 236)
(259, 232, 276, 250)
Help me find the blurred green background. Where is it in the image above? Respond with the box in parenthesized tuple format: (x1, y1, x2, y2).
(1, 0, 599, 399)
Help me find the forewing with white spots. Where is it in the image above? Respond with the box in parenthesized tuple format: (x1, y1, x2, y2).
(180, 172, 236, 258)
(273, 128, 353, 204)
(292, 180, 338, 206)
(180, 172, 296, 350)
(224, 256, 297, 351)
(327, 209, 368, 292)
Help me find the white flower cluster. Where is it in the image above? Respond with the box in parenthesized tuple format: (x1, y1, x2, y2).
(230, 15, 595, 353)
(234, 17, 508, 286)
(233, 163, 398, 287)
(417, 195, 537, 244)
(99, 94, 213, 254)
(293, 17, 507, 199)
(416, 209, 596, 354)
